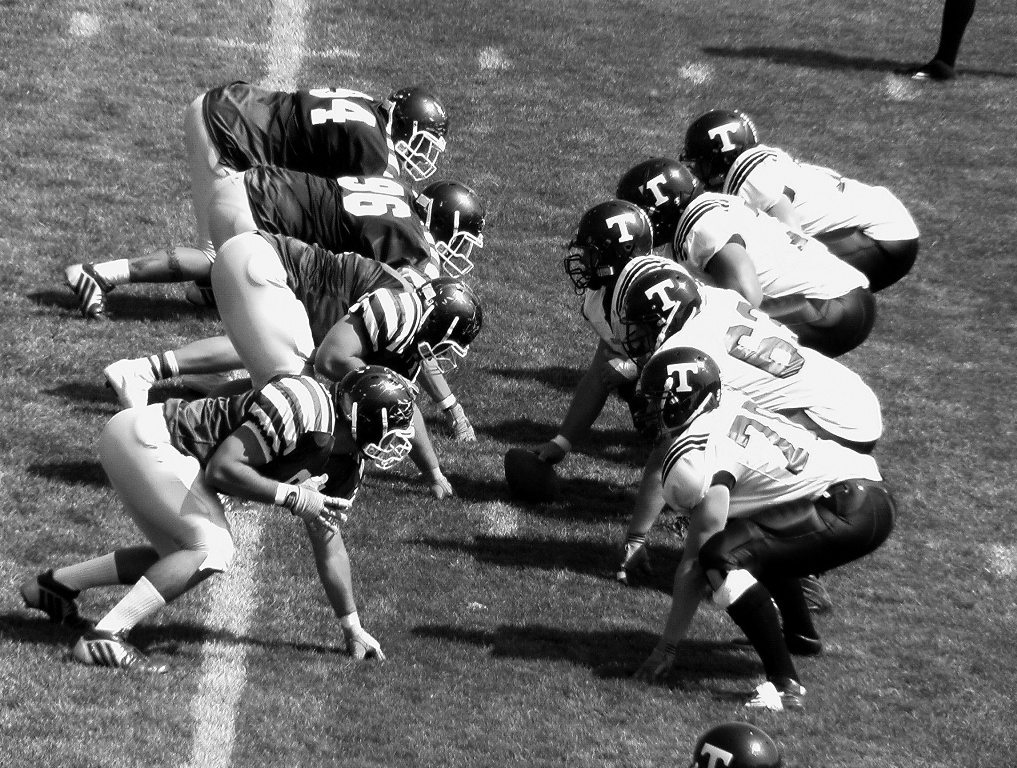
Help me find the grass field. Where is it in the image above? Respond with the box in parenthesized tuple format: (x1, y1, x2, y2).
(2, 0, 1016, 766)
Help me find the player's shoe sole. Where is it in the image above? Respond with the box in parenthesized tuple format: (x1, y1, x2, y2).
(19, 570, 95, 630)
(73, 629, 168, 673)
(103, 358, 156, 409)
(65, 263, 113, 319)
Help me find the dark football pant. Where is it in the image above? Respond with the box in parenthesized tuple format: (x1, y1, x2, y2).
(814, 228, 919, 293)
(699, 479, 896, 580)
(761, 286, 876, 358)
(701, 479, 896, 683)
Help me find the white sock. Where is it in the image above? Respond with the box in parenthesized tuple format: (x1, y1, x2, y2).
(92, 259, 131, 286)
(52, 553, 120, 592)
(95, 577, 166, 635)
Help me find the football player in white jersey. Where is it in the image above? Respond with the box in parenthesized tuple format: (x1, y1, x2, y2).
(535, 200, 663, 466)
(618, 157, 875, 358)
(19, 368, 418, 670)
(681, 110, 919, 292)
(631, 347, 896, 711)
(611, 259, 883, 582)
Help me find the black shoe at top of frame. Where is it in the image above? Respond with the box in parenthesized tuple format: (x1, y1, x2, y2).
(896, 59, 957, 82)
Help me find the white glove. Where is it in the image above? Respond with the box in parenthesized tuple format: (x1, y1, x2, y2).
(278, 475, 351, 532)
(345, 627, 386, 661)
(444, 402, 476, 442)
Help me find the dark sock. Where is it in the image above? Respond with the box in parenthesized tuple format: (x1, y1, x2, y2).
(765, 577, 818, 639)
(934, 0, 976, 66)
(726, 582, 799, 682)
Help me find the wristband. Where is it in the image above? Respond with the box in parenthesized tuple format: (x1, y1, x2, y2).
(437, 394, 457, 411)
(340, 611, 362, 633)
(625, 533, 647, 547)
(275, 483, 296, 506)
(550, 434, 572, 453)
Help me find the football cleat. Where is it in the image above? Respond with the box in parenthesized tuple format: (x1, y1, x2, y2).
(103, 358, 156, 409)
(65, 263, 113, 319)
(73, 629, 168, 673)
(898, 59, 956, 82)
(20, 570, 94, 630)
(801, 573, 834, 614)
(744, 679, 806, 711)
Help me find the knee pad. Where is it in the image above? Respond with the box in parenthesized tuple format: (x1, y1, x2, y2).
(710, 569, 758, 609)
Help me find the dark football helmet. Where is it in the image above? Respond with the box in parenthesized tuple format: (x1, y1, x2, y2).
(415, 277, 483, 374)
(388, 87, 449, 182)
(638, 346, 722, 439)
(414, 181, 486, 278)
(681, 109, 760, 190)
(616, 158, 701, 247)
(617, 262, 702, 360)
(689, 722, 782, 768)
(336, 366, 416, 470)
(564, 200, 653, 294)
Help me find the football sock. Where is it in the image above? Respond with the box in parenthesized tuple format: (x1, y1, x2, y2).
(934, 0, 976, 66)
(147, 351, 179, 381)
(92, 259, 131, 287)
(95, 576, 167, 635)
(53, 553, 122, 592)
(764, 576, 819, 640)
(726, 582, 799, 683)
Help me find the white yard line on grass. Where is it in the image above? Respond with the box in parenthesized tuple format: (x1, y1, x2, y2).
(183, 2, 308, 765)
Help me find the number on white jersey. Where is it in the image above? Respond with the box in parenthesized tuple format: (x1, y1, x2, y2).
(724, 300, 805, 378)
(728, 400, 809, 474)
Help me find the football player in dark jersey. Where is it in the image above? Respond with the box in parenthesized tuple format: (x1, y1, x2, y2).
(64, 83, 449, 318)
(19, 366, 418, 671)
(102, 233, 481, 497)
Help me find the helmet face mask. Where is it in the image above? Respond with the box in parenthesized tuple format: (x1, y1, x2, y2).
(388, 87, 450, 182)
(415, 278, 483, 374)
(564, 200, 654, 294)
(415, 181, 486, 277)
(337, 366, 417, 470)
(681, 109, 759, 190)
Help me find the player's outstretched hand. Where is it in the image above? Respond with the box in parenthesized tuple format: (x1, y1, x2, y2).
(634, 642, 677, 683)
(345, 627, 386, 661)
(427, 469, 455, 500)
(283, 475, 352, 533)
(535, 441, 567, 465)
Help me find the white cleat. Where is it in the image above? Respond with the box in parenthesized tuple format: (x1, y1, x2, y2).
(65, 263, 113, 319)
(73, 629, 168, 673)
(103, 358, 156, 409)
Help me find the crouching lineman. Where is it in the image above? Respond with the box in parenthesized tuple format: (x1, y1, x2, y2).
(632, 346, 895, 711)
(681, 109, 919, 292)
(19, 365, 417, 671)
(617, 157, 875, 358)
(65, 82, 449, 318)
(610, 259, 883, 585)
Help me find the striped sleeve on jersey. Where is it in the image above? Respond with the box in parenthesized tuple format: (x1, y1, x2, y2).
(723, 147, 779, 196)
(247, 375, 336, 459)
(661, 433, 710, 483)
(673, 197, 729, 259)
(354, 287, 423, 355)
